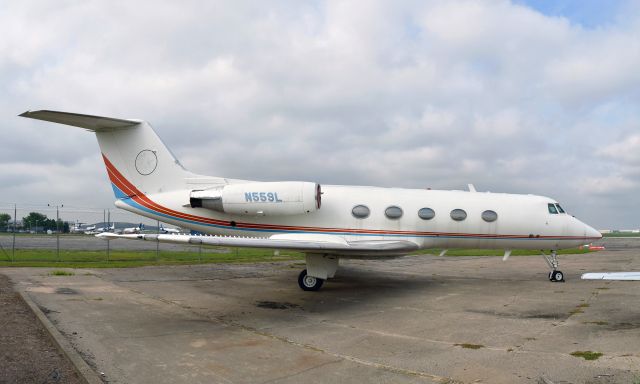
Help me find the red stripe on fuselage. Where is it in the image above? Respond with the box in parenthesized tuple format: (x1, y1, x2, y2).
(102, 155, 229, 226)
(100, 154, 598, 240)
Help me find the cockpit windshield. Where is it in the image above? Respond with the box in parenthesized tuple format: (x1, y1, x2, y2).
(548, 203, 566, 214)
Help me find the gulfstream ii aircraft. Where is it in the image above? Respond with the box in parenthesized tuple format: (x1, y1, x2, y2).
(21, 110, 602, 291)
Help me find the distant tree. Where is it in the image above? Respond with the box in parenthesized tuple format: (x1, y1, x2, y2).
(63, 221, 70, 233)
(0, 213, 10, 231)
(44, 218, 57, 231)
(22, 212, 48, 232)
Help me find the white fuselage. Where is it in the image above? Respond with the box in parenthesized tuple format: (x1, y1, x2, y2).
(21, 109, 603, 287)
(114, 184, 601, 252)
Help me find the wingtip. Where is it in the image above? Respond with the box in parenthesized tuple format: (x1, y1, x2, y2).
(96, 232, 119, 240)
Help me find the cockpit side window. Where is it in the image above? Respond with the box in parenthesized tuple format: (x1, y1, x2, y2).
(548, 203, 558, 214)
(555, 204, 565, 214)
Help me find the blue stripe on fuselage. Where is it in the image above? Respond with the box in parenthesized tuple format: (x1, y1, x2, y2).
(111, 183, 588, 241)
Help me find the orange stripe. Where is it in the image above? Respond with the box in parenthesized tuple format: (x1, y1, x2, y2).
(101, 154, 598, 240)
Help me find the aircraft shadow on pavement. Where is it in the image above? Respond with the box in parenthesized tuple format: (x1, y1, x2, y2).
(241, 266, 450, 316)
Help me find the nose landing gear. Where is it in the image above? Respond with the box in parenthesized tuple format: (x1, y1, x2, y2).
(542, 250, 564, 282)
(549, 269, 564, 282)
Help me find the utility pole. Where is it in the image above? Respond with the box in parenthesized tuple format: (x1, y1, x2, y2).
(156, 220, 160, 262)
(49, 204, 63, 261)
(11, 204, 16, 262)
(106, 209, 110, 262)
(57, 205, 60, 261)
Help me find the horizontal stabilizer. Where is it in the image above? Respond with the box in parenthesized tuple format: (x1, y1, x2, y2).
(581, 272, 640, 281)
(20, 110, 139, 131)
(97, 233, 419, 257)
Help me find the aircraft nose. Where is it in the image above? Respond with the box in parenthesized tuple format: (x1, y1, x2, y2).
(584, 223, 602, 240)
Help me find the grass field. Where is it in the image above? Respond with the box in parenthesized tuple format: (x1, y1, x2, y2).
(0, 246, 591, 268)
(602, 232, 640, 237)
(0, 248, 305, 268)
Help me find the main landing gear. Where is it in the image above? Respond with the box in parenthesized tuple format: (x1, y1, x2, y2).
(298, 269, 324, 291)
(542, 250, 564, 282)
(297, 254, 338, 291)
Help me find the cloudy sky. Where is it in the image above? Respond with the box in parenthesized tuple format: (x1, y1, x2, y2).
(2, 0, 639, 229)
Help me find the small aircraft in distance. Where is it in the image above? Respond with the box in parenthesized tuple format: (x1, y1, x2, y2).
(122, 223, 144, 234)
(21, 110, 602, 291)
(70, 221, 85, 233)
(160, 223, 181, 234)
(83, 224, 98, 235)
(96, 222, 115, 233)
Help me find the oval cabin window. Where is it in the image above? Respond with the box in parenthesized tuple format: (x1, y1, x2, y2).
(482, 210, 498, 222)
(385, 206, 403, 219)
(450, 209, 467, 221)
(418, 208, 435, 220)
(352, 205, 370, 219)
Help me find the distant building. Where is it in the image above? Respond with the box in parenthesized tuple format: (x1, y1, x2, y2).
(605, 229, 640, 234)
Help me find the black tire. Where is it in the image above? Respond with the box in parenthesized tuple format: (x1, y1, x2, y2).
(549, 271, 555, 282)
(552, 270, 564, 282)
(298, 269, 324, 291)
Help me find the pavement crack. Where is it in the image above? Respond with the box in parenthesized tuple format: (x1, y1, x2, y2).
(102, 329, 205, 340)
(258, 359, 342, 384)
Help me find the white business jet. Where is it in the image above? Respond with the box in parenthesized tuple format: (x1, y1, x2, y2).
(21, 110, 602, 291)
(122, 223, 144, 234)
(96, 222, 115, 233)
(160, 223, 181, 234)
(83, 224, 98, 235)
(70, 221, 85, 233)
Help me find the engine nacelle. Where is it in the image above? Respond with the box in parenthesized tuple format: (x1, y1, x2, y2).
(190, 181, 321, 216)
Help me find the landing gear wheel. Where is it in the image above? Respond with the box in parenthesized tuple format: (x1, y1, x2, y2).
(298, 269, 324, 291)
(543, 251, 564, 282)
(549, 270, 564, 282)
(552, 270, 564, 282)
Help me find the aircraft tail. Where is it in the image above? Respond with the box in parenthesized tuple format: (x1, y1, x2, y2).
(20, 110, 194, 198)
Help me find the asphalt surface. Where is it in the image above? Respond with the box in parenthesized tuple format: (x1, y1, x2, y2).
(2, 238, 640, 383)
(0, 274, 82, 384)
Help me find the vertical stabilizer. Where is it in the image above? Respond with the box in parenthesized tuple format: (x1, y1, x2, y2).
(20, 110, 194, 197)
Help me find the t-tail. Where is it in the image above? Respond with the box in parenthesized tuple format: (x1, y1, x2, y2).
(20, 110, 197, 199)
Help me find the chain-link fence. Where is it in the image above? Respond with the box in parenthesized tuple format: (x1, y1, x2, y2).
(0, 203, 289, 265)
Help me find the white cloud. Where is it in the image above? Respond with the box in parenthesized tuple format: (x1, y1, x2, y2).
(473, 109, 522, 137)
(580, 175, 637, 195)
(1, 0, 639, 228)
(598, 134, 640, 164)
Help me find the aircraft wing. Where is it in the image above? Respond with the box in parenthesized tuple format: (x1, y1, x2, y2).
(581, 272, 640, 281)
(96, 233, 419, 257)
